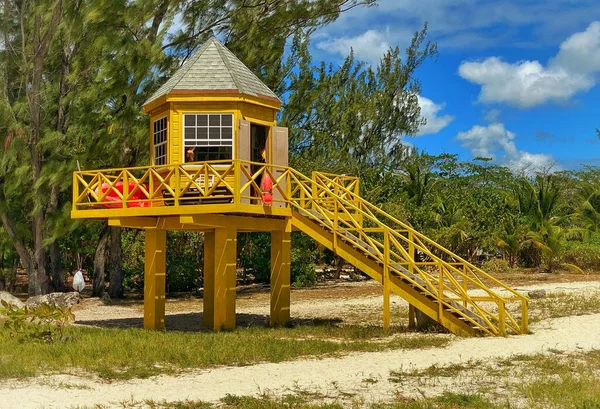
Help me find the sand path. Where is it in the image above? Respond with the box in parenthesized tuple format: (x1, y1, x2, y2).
(2, 281, 600, 408)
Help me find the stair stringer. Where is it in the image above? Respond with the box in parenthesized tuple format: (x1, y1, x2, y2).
(291, 211, 477, 337)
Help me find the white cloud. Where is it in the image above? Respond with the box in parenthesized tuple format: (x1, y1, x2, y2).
(456, 123, 554, 171)
(316, 30, 390, 64)
(459, 21, 600, 108)
(416, 96, 455, 136)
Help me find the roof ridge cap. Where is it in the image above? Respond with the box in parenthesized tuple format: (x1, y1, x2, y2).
(217, 43, 279, 99)
(213, 40, 244, 93)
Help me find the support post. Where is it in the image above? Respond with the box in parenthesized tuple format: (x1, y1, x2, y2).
(204, 225, 237, 330)
(202, 231, 215, 328)
(144, 228, 166, 330)
(383, 230, 390, 329)
(408, 304, 416, 329)
(270, 219, 291, 327)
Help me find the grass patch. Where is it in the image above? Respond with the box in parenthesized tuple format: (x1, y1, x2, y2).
(0, 323, 449, 380)
(528, 291, 600, 323)
(372, 392, 503, 409)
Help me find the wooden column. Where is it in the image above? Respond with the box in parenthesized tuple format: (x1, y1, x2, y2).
(270, 219, 291, 326)
(202, 231, 215, 328)
(204, 225, 237, 330)
(144, 228, 166, 330)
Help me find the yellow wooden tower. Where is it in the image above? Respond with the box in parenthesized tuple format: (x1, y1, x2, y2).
(72, 37, 528, 337)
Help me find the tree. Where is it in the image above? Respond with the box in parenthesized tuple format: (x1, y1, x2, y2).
(283, 24, 437, 202)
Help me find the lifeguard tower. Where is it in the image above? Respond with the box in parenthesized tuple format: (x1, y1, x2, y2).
(72, 37, 528, 336)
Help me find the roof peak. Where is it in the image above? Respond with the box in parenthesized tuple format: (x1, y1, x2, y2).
(144, 37, 280, 107)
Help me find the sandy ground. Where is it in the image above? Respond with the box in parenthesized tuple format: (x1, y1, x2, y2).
(2, 280, 600, 409)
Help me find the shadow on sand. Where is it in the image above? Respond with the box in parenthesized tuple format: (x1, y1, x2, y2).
(76, 313, 343, 332)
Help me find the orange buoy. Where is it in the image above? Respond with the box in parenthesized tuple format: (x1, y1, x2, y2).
(260, 173, 273, 205)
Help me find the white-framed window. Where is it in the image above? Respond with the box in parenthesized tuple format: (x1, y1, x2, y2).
(153, 117, 167, 165)
(183, 113, 233, 162)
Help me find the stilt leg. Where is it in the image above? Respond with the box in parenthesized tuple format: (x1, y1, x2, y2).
(203, 231, 215, 328)
(144, 228, 166, 330)
(270, 219, 291, 327)
(205, 225, 237, 330)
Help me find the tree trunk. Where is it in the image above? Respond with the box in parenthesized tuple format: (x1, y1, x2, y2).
(26, 0, 63, 296)
(92, 225, 110, 297)
(108, 226, 124, 298)
(50, 241, 65, 292)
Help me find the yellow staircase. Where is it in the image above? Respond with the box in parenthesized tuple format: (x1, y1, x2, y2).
(286, 170, 529, 337)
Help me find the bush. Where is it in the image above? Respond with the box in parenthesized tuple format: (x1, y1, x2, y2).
(166, 231, 203, 292)
(481, 258, 512, 275)
(291, 232, 317, 287)
(562, 247, 600, 273)
(0, 301, 75, 343)
(121, 230, 205, 293)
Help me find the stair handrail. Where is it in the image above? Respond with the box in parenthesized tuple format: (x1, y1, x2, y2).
(311, 171, 528, 303)
(304, 171, 528, 334)
(285, 169, 508, 334)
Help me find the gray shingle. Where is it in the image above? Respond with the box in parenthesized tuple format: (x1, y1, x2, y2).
(145, 37, 280, 106)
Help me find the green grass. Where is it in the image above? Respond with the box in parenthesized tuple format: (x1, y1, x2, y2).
(0, 323, 449, 380)
(528, 291, 600, 323)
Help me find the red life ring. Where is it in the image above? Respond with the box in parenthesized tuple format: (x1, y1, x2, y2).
(260, 173, 273, 205)
(96, 182, 150, 208)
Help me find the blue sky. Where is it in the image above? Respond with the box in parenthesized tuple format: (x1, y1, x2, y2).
(310, 0, 600, 171)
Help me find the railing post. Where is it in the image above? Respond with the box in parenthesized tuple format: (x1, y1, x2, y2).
(122, 171, 129, 209)
(174, 166, 180, 207)
(498, 300, 506, 336)
(462, 264, 468, 308)
(333, 198, 338, 249)
(286, 169, 292, 209)
(438, 263, 444, 320)
(383, 230, 390, 329)
(311, 172, 317, 211)
(72, 172, 78, 211)
(521, 299, 528, 334)
(408, 231, 415, 274)
(233, 160, 241, 205)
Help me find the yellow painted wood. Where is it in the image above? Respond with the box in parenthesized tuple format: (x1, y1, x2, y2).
(203, 231, 215, 328)
(270, 218, 291, 327)
(383, 231, 390, 329)
(205, 224, 237, 330)
(144, 228, 166, 330)
(72, 202, 293, 219)
(180, 214, 288, 231)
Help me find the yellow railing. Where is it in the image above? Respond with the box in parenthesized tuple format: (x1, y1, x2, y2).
(299, 171, 528, 336)
(72, 160, 527, 335)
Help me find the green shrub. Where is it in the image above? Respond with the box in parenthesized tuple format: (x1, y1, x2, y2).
(562, 246, 600, 272)
(291, 232, 317, 287)
(0, 301, 75, 343)
(481, 258, 512, 275)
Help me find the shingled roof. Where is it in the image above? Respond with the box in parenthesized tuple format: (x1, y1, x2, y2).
(144, 37, 281, 106)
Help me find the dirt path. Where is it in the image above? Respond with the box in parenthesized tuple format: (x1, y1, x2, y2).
(2, 280, 600, 409)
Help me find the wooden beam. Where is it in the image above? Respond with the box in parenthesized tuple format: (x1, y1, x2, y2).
(180, 214, 288, 231)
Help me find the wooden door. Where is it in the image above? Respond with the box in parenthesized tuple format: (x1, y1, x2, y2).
(271, 127, 289, 208)
(238, 120, 251, 204)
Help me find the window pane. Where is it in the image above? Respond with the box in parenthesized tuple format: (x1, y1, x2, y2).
(196, 115, 207, 126)
(184, 115, 195, 126)
(197, 128, 208, 140)
(221, 114, 232, 127)
(221, 127, 232, 140)
(209, 115, 220, 126)
(209, 128, 220, 140)
(184, 128, 195, 139)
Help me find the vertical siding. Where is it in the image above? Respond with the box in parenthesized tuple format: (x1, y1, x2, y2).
(170, 103, 181, 164)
